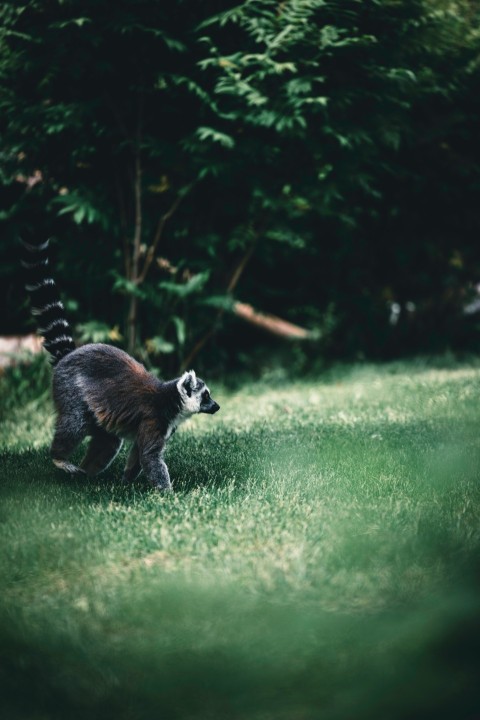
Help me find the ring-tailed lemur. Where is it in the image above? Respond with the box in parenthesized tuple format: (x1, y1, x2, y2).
(21, 238, 220, 491)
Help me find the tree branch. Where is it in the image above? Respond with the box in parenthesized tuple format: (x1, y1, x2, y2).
(137, 192, 185, 285)
(227, 238, 257, 293)
(126, 94, 144, 354)
(132, 150, 142, 279)
(232, 302, 312, 339)
(115, 174, 131, 278)
(180, 234, 258, 371)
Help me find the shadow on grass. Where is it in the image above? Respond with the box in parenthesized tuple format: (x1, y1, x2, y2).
(0, 562, 479, 720)
(2, 410, 479, 504)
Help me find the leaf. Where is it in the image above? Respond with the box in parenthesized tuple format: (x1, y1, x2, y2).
(53, 192, 107, 228)
(51, 18, 92, 29)
(201, 295, 235, 311)
(73, 207, 86, 224)
(77, 321, 117, 344)
(196, 126, 235, 149)
(112, 275, 146, 299)
(145, 336, 175, 355)
(264, 229, 307, 249)
(159, 271, 210, 298)
(172, 316, 186, 346)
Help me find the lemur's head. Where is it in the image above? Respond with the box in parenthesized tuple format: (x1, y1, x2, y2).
(177, 370, 220, 415)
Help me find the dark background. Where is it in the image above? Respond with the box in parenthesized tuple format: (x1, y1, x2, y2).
(1, 0, 480, 377)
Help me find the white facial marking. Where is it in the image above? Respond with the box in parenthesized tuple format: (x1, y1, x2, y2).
(176, 369, 201, 415)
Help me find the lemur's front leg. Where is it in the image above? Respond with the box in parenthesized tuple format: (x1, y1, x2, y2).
(138, 424, 172, 491)
(141, 452, 172, 491)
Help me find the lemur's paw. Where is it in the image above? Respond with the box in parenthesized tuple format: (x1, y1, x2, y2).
(52, 459, 86, 476)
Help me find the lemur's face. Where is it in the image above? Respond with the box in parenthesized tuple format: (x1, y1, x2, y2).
(199, 385, 220, 414)
(177, 370, 220, 415)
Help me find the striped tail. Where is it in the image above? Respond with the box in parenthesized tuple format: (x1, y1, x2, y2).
(21, 238, 76, 365)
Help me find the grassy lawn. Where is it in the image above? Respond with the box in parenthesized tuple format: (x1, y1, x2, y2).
(1, 359, 479, 719)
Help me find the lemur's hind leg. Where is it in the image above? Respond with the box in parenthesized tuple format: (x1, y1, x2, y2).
(80, 428, 123, 477)
(50, 415, 87, 475)
(122, 441, 141, 484)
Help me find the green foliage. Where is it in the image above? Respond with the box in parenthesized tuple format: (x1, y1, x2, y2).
(76, 320, 122, 344)
(159, 270, 211, 298)
(0, 0, 479, 370)
(54, 191, 110, 229)
(196, 126, 236, 148)
(0, 352, 50, 418)
(145, 335, 176, 355)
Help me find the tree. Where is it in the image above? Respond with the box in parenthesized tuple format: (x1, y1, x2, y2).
(1, 0, 480, 371)
(0, 1, 221, 358)
(198, 0, 480, 356)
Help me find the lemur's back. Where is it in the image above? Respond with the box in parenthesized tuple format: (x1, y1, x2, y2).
(56, 343, 158, 392)
(54, 344, 176, 437)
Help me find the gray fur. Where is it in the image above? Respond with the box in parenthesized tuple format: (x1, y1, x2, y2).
(50, 344, 219, 490)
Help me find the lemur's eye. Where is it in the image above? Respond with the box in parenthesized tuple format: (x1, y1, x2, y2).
(203, 390, 210, 401)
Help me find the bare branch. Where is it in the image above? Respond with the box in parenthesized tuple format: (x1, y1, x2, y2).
(233, 302, 312, 339)
(137, 192, 185, 285)
(132, 150, 142, 278)
(227, 238, 257, 293)
(179, 327, 216, 373)
(126, 94, 144, 353)
(114, 175, 131, 278)
(180, 235, 258, 371)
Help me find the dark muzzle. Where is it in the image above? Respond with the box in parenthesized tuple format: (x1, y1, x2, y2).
(205, 400, 220, 414)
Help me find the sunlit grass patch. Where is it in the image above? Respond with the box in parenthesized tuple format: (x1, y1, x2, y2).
(0, 360, 479, 719)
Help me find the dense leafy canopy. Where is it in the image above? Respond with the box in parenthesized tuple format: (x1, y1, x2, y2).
(1, 0, 480, 373)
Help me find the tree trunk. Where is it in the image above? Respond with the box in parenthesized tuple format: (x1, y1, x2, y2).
(125, 99, 143, 356)
(126, 292, 138, 355)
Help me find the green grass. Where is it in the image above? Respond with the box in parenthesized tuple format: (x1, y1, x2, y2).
(1, 359, 479, 719)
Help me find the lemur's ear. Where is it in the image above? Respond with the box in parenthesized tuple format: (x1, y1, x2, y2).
(182, 370, 196, 397)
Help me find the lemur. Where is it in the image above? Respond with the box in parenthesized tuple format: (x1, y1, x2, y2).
(21, 238, 220, 491)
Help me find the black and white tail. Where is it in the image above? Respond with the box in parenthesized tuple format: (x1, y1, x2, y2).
(21, 238, 76, 365)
